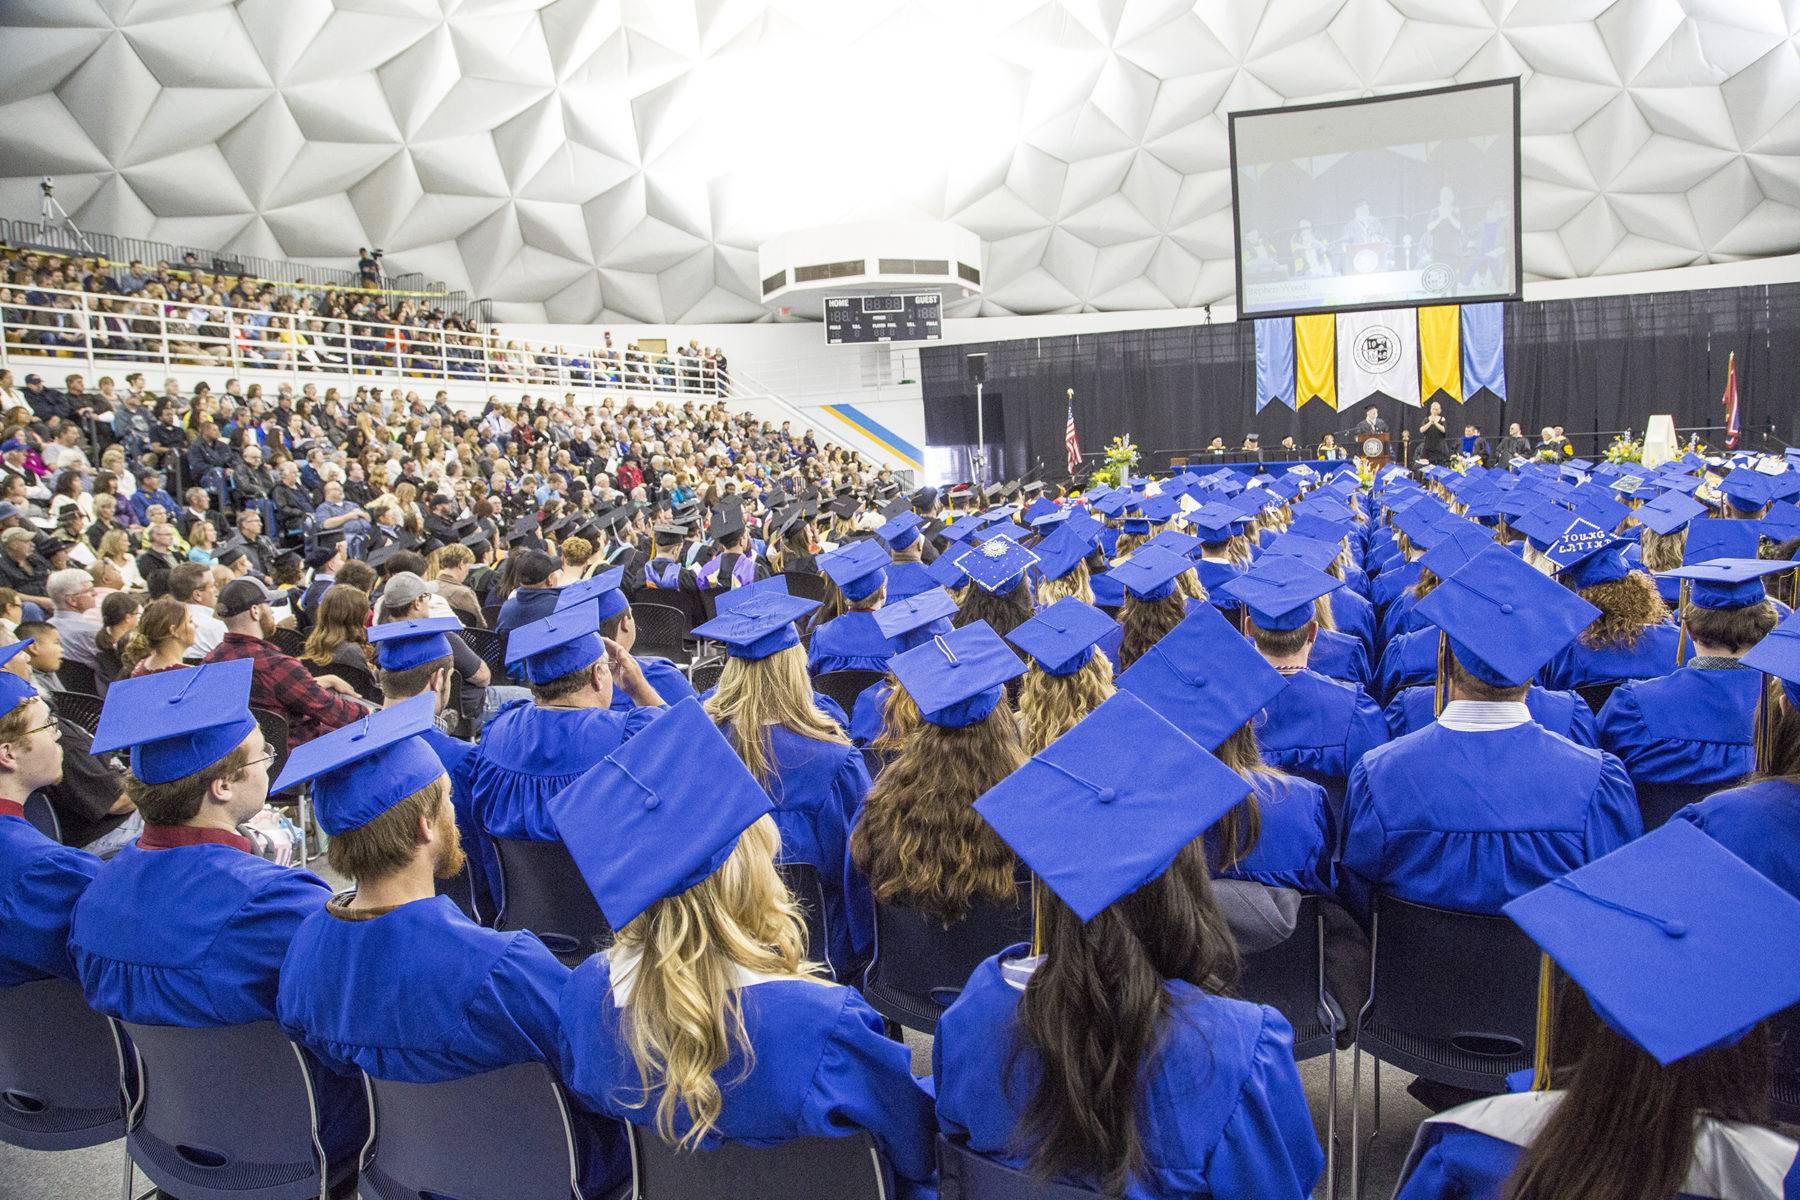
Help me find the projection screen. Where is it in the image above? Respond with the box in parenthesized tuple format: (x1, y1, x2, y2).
(1229, 79, 1522, 320)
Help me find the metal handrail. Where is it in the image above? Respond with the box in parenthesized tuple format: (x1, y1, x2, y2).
(0, 285, 736, 399)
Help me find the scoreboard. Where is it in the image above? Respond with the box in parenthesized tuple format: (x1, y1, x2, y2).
(824, 293, 942, 344)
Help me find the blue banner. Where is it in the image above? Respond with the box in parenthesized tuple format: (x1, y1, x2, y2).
(1254, 318, 1297, 411)
(1460, 302, 1507, 401)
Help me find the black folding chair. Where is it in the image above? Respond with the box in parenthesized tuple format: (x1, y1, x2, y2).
(1769, 1002, 1799, 1124)
(492, 837, 612, 965)
(49, 690, 104, 735)
(119, 1020, 368, 1200)
(270, 626, 308, 658)
(937, 1135, 1103, 1199)
(304, 658, 382, 704)
(360, 1063, 596, 1200)
(812, 670, 886, 718)
(1350, 894, 1541, 1199)
(0, 977, 130, 1151)
(56, 660, 97, 695)
(1635, 779, 1720, 831)
(22, 791, 61, 841)
(627, 1124, 887, 1200)
(776, 861, 840, 981)
(689, 660, 725, 694)
(782, 571, 829, 603)
(631, 602, 694, 668)
(862, 893, 1032, 1035)
(459, 626, 507, 677)
(1576, 681, 1620, 715)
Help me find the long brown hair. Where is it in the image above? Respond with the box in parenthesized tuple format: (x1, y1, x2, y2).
(1035, 560, 1093, 607)
(1507, 973, 1771, 1200)
(303, 584, 373, 668)
(121, 596, 189, 673)
(869, 674, 922, 755)
(1014, 840, 1241, 1193)
(1638, 527, 1686, 573)
(1206, 723, 1268, 871)
(1017, 652, 1115, 756)
(849, 705, 1026, 925)
(1118, 593, 1187, 669)
(703, 645, 848, 785)
(955, 584, 1035, 641)
(1577, 573, 1669, 650)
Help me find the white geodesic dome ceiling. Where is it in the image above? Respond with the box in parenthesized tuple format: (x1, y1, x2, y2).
(2, 0, 1799, 324)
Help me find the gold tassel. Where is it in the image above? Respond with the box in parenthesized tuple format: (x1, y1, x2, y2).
(1030, 876, 1042, 958)
(1675, 581, 1691, 665)
(1532, 952, 1554, 1091)
(1755, 676, 1772, 776)
(1434, 631, 1448, 717)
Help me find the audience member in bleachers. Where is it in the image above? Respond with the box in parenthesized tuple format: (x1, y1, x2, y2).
(553, 701, 938, 1198)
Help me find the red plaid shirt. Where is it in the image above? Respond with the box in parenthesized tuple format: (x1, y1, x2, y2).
(201, 633, 366, 745)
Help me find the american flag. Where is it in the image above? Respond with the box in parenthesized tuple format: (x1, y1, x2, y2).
(1721, 351, 1740, 450)
(1064, 391, 1082, 474)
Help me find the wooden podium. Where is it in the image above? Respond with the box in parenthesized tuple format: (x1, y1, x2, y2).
(1356, 431, 1391, 470)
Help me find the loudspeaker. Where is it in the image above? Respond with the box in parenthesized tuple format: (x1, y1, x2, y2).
(965, 353, 987, 385)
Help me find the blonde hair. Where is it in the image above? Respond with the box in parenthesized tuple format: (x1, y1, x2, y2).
(614, 817, 814, 1148)
(1017, 652, 1115, 756)
(1035, 560, 1093, 607)
(869, 674, 922, 754)
(703, 645, 848, 785)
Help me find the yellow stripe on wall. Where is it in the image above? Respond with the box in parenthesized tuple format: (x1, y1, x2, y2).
(1418, 304, 1463, 404)
(1295, 313, 1337, 410)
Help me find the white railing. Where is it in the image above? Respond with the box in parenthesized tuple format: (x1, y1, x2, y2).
(0, 285, 733, 399)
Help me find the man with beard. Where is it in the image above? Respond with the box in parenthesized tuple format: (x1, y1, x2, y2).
(199, 578, 366, 744)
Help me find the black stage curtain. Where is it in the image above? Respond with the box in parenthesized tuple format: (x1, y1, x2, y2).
(921, 283, 1800, 477)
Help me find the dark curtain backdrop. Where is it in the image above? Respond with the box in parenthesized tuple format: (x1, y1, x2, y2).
(921, 283, 1800, 479)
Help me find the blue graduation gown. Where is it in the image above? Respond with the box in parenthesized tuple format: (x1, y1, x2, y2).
(471, 701, 661, 842)
(278, 896, 625, 1197)
(934, 951, 1323, 1200)
(494, 585, 562, 638)
(1214, 773, 1334, 896)
(1376, 627, 1438, 701)
(68, 835, 367, 1163)
(1307, 628, 1371, 689)
(1675, 779, 1800, 902)
(1330, 586, 1377, 654)
(728, 723, 876, 976)
(1252, 668, 1387, 825)
(1338, 723, 1642, 922)
(807, 612, 898, 675)
(1370, 560, 1422, 613)
(1539, 623, 1682, 693)
(885, 561, 937, 603)
(1597, 665, 1760, 790)
(1395, 1092, 1800, 1200)
(421, 725, 494, 921)
(851, 680, 890, 746)
(609, 656, 697, 711)
(1378, 591, 1429, 650)
(1384, 684, 1599, 748)
(1089, 569, 1125, 608)
(0, 811, 99, 986)
(559, 954, 938, 1200)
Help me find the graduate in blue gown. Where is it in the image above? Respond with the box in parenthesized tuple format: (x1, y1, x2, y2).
(690, 579, 875, 980)
(847, 588, 959, 748)
(367, 616, 492, 919)
(1672, 610, 1800, 902)
(935, 691, 1324, 1199)
(807, 539, 898, 674)
(1222, 558, 1388, 825)
(1395, 823, 1800, 1200)
(468, 599, 664, 843)
(69, 660, 367, 1165)
(1598, 558, 1790, 826)
(1005, 596, 1121, 755)
(877, 512, 937, 603)
(1111, 545, 1199, 671)
(550, 700, 939, 1200)
(1633, 490, 1709, 606)
(1536, 522, 1682, 694)
(272, 695, 625, 1197)
(1339, 546, 1641, 923)
(1384, 682, 1598, 746)
(950, 533, 1040, 642)
(0, 656, 97, 987)
(554, 568, 696, 714)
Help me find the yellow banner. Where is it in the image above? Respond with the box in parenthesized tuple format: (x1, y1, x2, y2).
(1418, 304, 1463, 404)
(1295, 313, 1336, 409)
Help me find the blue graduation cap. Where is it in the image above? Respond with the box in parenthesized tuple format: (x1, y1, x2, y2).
(1261, 533, 1339, 573)
(1137, 494, 1180, 526)
(1116, 604, 1285, 750)
(1762, 501, 1800, 543)
(1767, 470, 1800, 503)
(549, 698, 773, 930)
(1546, 522, 1632, 590)
(1654, 472, 1702, 496)
(1720, 467, 1774, 513)
(712, 573, 790, 616)
(1659, 558, 1791, 610)
(506, 599, 605, 685)
(1683, 518, 1759, 566)
(1005, 597, 1118, 676)
(690, 589, 819, 660)
(1108, 545, 1191, 602)
(1287, 514, 1350, 546)
(889, 620, 1026, 728)
(974, 691, 1252, 922)
(1091, 492, 1131, 519)
(1185, 503, 1239, 543)
(940, 513, 985, 544)
(93, 659, 258, 786)
(553, 566, 629, 622)
(954, 535, 1039, 596)
(1141, 530, 1200, 559)
(1022, 497, 1060, 526)
(1635, 492, 1706, 536)
(0, 642, 33, 714)
(1033, 521, 1098, 583)
(1219, 556, 1340, 632)
(925, 550, 970, 590)
(1573, 493, 1631, 534)
(368, 616, 462, 672)
(877, 511, 923, 551)
(1508, 505, 1576, 553)
(1741, 608, 1800, 693)
(1503, 821, 1800, 1065)
(1418, 523, 1496, 582)
(268, 694, 445, 836)
(1415, 545, 1601, 687)
(873, 587, 958, 650)
(817, 539, 890, 601)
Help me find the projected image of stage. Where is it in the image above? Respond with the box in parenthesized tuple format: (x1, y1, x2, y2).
(1231, 79, 1521, 318)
